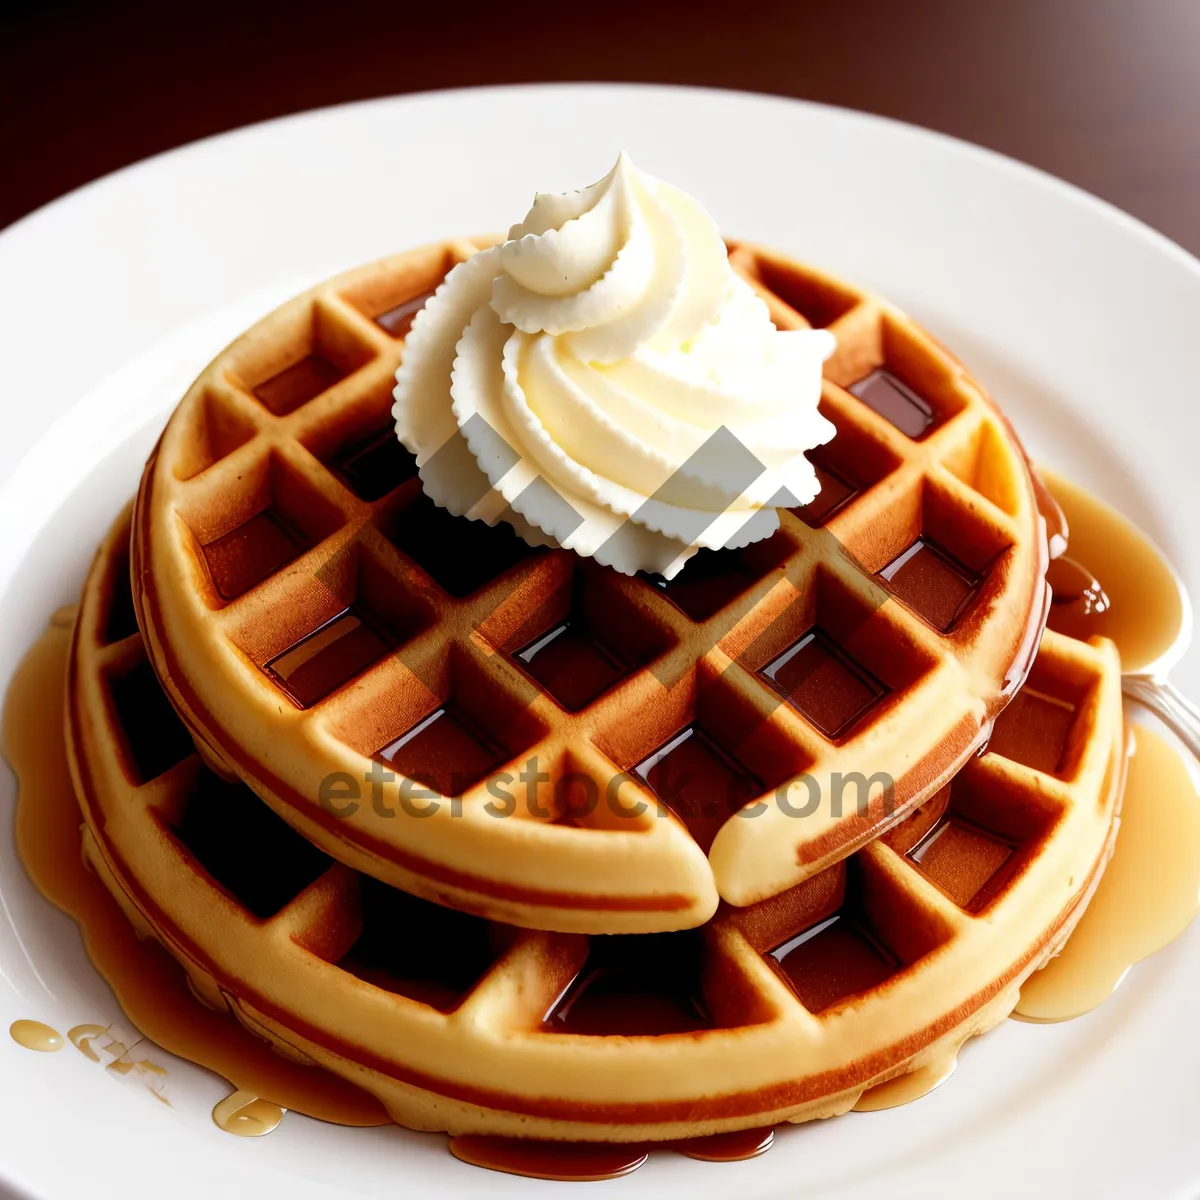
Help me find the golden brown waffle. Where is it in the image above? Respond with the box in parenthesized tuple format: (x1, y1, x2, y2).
(75, 508, 1121, 1141)
(131, 239, 1051, 933)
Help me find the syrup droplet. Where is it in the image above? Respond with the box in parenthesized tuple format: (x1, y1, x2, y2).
(9, 1019, 63, 1052)
(1015, 725, 1200, 1021)
(853, 1053, 957, 1111)
(1046, 556, 1112, 641)
(212, 1090, 286, 1137)
(1030, 468, 1069, 561)
(68, 1023, 110, 1062)
(670, 1126, 775, 1161)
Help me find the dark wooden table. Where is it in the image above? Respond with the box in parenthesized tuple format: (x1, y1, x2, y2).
(3, 0, 1198, 253)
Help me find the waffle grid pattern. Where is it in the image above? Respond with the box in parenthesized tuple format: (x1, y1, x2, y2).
(131, 240, 1049, 931)
(74, 507, 1123, 1140)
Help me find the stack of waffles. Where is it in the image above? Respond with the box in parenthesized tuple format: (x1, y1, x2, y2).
(65, 240, 1125, 1142)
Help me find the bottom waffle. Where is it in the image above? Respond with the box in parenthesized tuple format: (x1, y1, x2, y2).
(67, 507, 1125, 1142)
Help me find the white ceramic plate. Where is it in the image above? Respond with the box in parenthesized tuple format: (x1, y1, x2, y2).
(1, 85, 1198, 1200)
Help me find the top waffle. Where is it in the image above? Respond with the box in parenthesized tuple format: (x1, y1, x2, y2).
(131, 238, 1050, 934)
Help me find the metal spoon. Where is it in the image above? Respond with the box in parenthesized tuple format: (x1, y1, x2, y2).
(1039, 466, 1200, 758)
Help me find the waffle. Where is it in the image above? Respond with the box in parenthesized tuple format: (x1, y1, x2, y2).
(73, 507, 1122, 1141)
(130, 239, 1051, 933)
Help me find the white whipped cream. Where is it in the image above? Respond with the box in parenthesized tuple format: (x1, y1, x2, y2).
(393, 153, 836, 578)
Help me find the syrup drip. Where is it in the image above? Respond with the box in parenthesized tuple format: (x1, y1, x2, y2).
(853, 1053, 957, 1111)
(449, 1136, 648, 1182)
(1029, 468, 1069, 562)
(1039, 466, 1183, 672)
(1015, 724, 1200, 1021)
(669, 1126, 775, 1161)
(1045, 556, 1111, 642)
(212, 1090, 286, 1137)
(68, 1023, 109, 1062)
(9, 1019, 63, 1052)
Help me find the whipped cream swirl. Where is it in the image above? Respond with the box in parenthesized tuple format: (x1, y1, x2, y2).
(393, 153, 836, 578)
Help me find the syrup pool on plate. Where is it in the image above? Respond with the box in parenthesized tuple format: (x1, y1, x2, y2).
(1039, 466, 1183, 672)
(1012, 467, 1200, 1019)
(1015, 722, 1200, 1021)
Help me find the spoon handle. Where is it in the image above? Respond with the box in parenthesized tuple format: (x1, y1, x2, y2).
(1122, 676, 1200, 761)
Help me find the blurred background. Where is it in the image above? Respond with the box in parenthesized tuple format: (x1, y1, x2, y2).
(2, 0, 1198, 251)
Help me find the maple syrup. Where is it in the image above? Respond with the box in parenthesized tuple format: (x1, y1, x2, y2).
(1009, 469, 1198, 1019)
(252, 352, 344, 417)
(449, 1135, 648, 1182)
(634, 726, 763, 853)
(9, 1019, 63, 1052)
(1016, 724, 1200, 1021)
(760, 626, 888, 739)
(264, 606, 395, 709)
(374, 289, 434, 340)
(201, 508, 310, 600)
(68, 1023, 110, 1062)
(853, 1054, 957, 1111)
(447, 1126, 775, 1181)
(791, 409, 900, 528)
(670, 1126, 775, 1161)
(375, 704, 503, 796)
(212, 1090, 286, 1137)
(908, 814, 1015, 911)
(337, 876, 504, 1012)
(878, 536, 981, 632)
(516, 619, 629, 712)
(770, 912, 899, 1014)
(849, 368, 936, 439)
(792, 458, 860, 526)
(1039, 466, 1183, 672)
